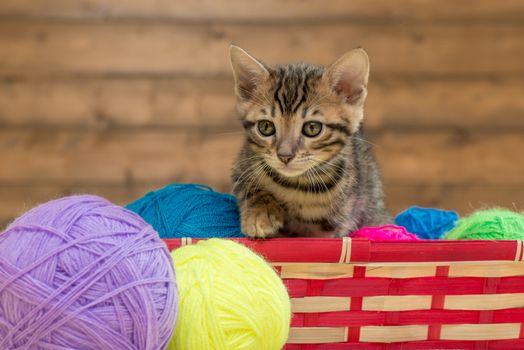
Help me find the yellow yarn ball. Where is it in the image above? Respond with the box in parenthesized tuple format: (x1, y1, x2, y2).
(168, 239, 291, 350)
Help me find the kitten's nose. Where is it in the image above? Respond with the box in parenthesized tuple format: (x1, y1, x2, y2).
(277, 153, 295, 164)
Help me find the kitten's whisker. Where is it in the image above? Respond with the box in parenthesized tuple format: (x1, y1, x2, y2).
(310, 165, 329, 194)
(235, 163, 262, 186)
(235, 163, 268, 187)
(233, 161, 264, 192)
(235, 153, 265, 163)
(309, 158, 346, 194)
(237, 87, 270, 108)
(307, 103, 335, 111)
(235, 156, 264, 165)
(256, 163, 271, 189)
(317, 166, 339, 194)
(352, 136, 379, 148)
(310, 157, 344, 172)
(316, 156, 346, 171)
(326, 162, 347, 173)
(245, 163, 268, 201)
(307, 92, 332, 108)
(315, 162, 336, 191)
(259, 90, 273, 107)
(305, 163, 321, 194)
(304, 169, 315, 194)
(233, 165, 260, 184)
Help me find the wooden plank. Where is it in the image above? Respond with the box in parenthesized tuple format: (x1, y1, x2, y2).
(375, 131, 524, 186)
(385, 184, 524, 216)
(0, 130, 523, 185)
(367, 78, 524, 130)
(2, 77, 524, 130)
(0, 129, 242, 183)
(0, 78, 237, 128)
(1, 0, 523, 21)
(0, 22, 523, 77)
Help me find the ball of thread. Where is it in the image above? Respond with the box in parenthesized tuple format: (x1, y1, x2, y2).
(395, 206, 459, 239)
(444, 208, 524, 240)
(127, 184, 243, 239)
(350, 224, 420, 240)
(0, 195, 178, 350)
(168, 239, 291, 350)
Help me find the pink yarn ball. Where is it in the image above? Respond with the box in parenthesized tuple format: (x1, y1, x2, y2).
(350, 225, 420, 241)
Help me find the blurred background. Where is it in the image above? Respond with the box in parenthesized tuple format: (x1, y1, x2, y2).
(0, 0, 523, 227)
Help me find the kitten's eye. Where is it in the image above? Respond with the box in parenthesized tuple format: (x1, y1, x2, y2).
(302, 121, 323, 137)
(257, 120, 276, 137)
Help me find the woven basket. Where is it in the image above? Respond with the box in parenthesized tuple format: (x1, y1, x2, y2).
(164, 238, 524, 349)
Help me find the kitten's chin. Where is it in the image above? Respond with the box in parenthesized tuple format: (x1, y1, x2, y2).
(273, 166, 308, 178)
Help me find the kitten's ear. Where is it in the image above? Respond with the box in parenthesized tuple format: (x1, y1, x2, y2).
(325, 48, 370, 105)
(229, 45, 269, 100)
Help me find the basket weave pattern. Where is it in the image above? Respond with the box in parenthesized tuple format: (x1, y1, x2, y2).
(164, 238, 524, 349)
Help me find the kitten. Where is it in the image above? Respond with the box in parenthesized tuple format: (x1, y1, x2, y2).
(230, 46, 391, 238)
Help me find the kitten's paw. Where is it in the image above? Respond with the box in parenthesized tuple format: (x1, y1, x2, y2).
(241, 204, 284, 238)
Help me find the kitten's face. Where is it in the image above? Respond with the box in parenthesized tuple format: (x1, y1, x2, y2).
(230, 46, 369, 178)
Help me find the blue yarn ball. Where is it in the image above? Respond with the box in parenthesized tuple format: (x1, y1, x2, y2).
(395, 206, 459, 240)
(126, 184, 243, 239)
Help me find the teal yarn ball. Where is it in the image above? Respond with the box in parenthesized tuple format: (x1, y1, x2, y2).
(126, 184, 243, 239)
(444, 208, 524, 240)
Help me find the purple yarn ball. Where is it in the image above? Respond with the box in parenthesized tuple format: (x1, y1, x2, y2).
(0, 195, 178, 350)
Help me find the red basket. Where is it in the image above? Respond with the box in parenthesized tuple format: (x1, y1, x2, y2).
(164, 238, 524, 349)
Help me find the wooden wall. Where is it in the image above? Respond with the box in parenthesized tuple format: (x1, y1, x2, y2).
(1, 1, 524, 227)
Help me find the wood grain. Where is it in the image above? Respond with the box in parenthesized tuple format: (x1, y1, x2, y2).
(375, 131, 524, 186)
(1, 130, 522, 185)
(384, 184, 524, 214)
(0, 78, 236, 128)
(0, 129, 242, 184)
(2, 77, 523, 130)
(0, 22, 523, 77)
(2, 0, 523, 21)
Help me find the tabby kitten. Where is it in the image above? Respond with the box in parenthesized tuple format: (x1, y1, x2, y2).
(230, 46, 391, 238)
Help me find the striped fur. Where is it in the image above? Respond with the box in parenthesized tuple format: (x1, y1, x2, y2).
(230, 46, 391, 237)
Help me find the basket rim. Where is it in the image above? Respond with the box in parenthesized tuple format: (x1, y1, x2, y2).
(163, 238, 524, 264)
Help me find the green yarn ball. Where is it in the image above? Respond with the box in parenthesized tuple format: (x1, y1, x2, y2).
(445, 208, 524, 240)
